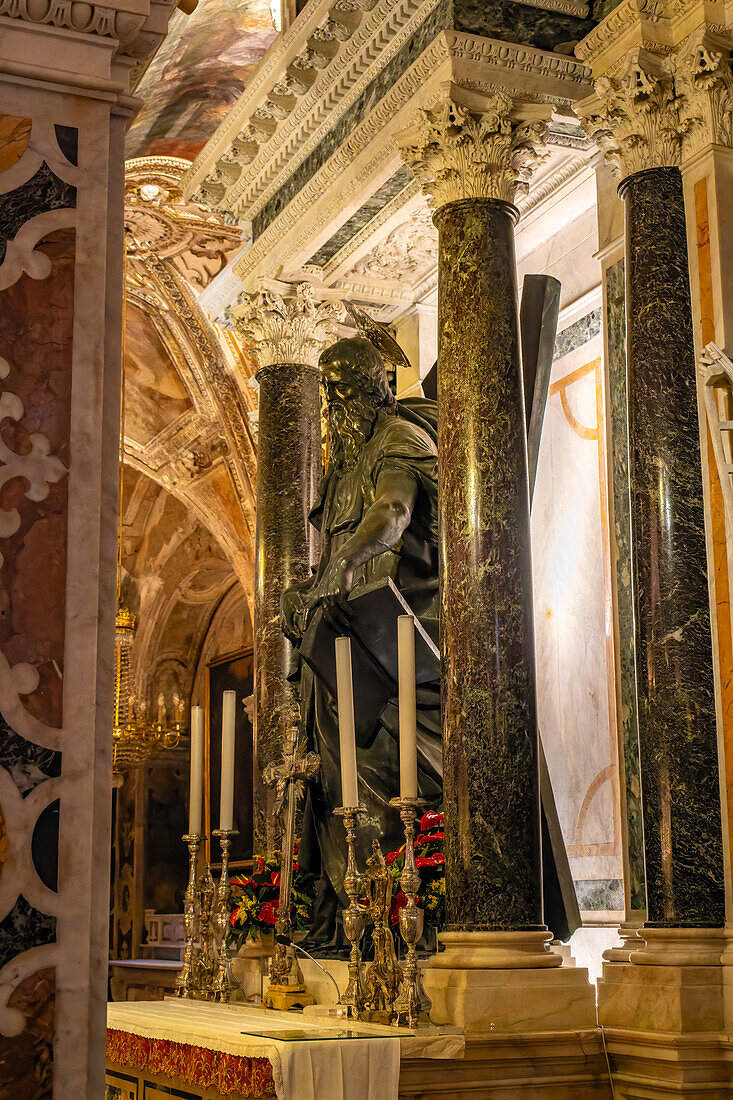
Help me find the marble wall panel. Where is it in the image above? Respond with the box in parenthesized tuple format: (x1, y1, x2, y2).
(0, 967, 54, 1100)
(532, 324, 624, 911)
(307, 167, 413, 269)
(453, 0, 593, 52)
(0, 111, 76, 1099)
(0, 228, 73, 729)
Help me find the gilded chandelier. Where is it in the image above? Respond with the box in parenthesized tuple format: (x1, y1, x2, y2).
(112, 606, 182, 775)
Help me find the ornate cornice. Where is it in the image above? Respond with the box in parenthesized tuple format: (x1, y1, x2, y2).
(184, 0, 435, 216)
(231, 33, 589, 287)
(229, 284, 344, 368)
(576, 49, 682, 176)
(575, 0, 669, 67)
(395, 88, 549, 207)
(0, 0, 181, 62)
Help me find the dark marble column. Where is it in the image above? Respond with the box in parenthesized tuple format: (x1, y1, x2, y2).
(254, 360, 322, 852)
(435, 197, 543, 932)
(621, 165, 725, 928)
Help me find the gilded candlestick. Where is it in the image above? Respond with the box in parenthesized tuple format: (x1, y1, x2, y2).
(212, 828, 239, 1002)
(334, 805, 366, 1017)
(176, 832, 202, 997)
(390, 797, 431, 1027)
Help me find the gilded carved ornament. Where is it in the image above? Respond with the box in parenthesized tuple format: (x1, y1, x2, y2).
(394, 90, 549, 210)
(229, 284, 344, 370)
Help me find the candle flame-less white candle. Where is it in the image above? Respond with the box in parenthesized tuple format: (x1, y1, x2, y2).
(220, 690, 236, 831)
(335, 636, 359, 808)
(398, 615, 418, 799)
(189, 705, 204, 836)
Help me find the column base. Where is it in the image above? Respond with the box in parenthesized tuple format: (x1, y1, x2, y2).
(603, 919, 644, 963)
(424, 932, 596, 1033)
(597, 927, 733, 1097)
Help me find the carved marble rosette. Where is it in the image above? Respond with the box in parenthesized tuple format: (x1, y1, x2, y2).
(394, 88, 549, 210)
(229, 283, 344, 370)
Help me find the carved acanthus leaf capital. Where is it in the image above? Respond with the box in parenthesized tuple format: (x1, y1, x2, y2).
(673, 32, 733, 156)
(394, 89, 550, 210)
(576, 50, 682, 178)
(228, 284, 344, 370)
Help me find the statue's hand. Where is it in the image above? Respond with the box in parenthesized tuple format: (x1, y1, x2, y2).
(316, 556, 355, 633)
(281, 584, 309, 643)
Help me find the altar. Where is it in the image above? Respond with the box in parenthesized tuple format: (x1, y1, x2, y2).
(104, 999, 464, 1100)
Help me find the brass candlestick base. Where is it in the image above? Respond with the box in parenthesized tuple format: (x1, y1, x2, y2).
(334, 805, 367, 1018)
(176, 833, 203, 997)
(211, 828, 239, 1002)
(389, 797, 431, 1028)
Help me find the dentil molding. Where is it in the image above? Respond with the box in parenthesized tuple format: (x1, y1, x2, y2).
(229, 283, 344, 369)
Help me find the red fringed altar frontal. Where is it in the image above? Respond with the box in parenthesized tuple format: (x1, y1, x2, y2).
(107, 1027, 277, 1098)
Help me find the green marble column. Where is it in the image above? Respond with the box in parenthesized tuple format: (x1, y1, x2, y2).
(435, 197, 543, 932)
(621, 165, 725, 928)
(254, 361, 322, 852)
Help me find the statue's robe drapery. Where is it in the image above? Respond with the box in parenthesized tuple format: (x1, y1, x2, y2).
(296, 406, 442, 917)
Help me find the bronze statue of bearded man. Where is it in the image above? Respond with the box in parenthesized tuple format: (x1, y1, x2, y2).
(281, 336, 442, 947)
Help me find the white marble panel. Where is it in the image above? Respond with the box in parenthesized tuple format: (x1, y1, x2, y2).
(531, 330, 623, 913)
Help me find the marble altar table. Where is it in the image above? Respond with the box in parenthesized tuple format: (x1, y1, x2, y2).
(106, 999, 402, 1100)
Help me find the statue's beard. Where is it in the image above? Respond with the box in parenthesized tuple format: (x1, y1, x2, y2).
(328, 397, 377, 469)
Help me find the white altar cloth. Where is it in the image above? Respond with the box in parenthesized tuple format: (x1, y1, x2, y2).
(107, 999, 401, 1100)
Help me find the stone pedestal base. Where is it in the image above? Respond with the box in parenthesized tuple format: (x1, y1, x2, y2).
(598, 929, 733, 1097)
(400, 1031, 611, 1098)
(413, 931, 604, 1095)
(424, 931, 596, 1033)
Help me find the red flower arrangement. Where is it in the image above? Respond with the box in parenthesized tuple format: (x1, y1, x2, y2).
(228, 845, 315, 947)
(386, 810, 446, 933)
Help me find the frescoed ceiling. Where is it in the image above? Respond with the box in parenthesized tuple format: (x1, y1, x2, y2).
(126, 0, 279, 161)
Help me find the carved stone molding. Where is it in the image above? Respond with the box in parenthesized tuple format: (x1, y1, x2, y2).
(125, 157, 242, 290)
(576, 49, 682, 177)
(673, 31, 733, 155)
(0, 0, 180, 62)
(229, 283, 344, 369)
(395, 88, 549, 208)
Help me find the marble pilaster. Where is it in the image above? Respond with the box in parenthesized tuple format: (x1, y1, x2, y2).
(0, 4, 178, 1096)
(230, 284, 340, 852)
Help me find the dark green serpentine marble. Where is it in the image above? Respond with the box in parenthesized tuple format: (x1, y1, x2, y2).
(621, 167, 725, 927)
(254, 363, 322, 851)
(605, 257, 646, 913)
(436, 199, 543, 931)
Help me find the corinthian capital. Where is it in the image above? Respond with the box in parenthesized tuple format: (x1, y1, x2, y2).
(673, 31, 733, 158)
(394, 88, 549, 210)
(576, 49, 681, 178)
(228, 283, 344, 369)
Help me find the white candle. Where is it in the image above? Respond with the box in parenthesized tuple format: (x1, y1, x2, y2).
(335, 636, 359, 808)
(220, 690, 236, 831)
(189, 705, 204, 836)
(398, 615, 418, 799)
